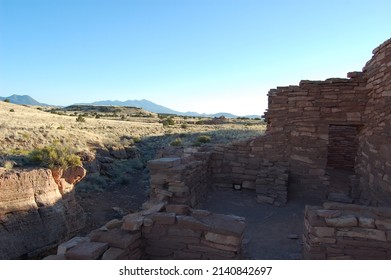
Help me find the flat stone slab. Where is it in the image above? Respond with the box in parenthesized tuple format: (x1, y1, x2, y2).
(65, 242, 109, 260)
(57, 236, 90, 255)
(148, 158, 181, 169)
(199, 213, 245, 237)
(327, 193, 353, 203)
(90, 228, 141, 249)
(326, 215, 357, 227)
(102, 247, 127, 260)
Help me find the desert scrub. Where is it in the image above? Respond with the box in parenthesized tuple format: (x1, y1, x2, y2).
(28, 142, 81, 169)
(1, 160, 14, 169)
(193, 135, 212, 146)
(162, 117, 175, 126)
(76, 173, 108, 192)
(170, 138, 182, 146)
(76, 115, 86, 122)
(197, 135, 211, 143)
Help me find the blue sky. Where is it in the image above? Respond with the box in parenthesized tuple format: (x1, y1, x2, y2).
(1, 0, 390, 116)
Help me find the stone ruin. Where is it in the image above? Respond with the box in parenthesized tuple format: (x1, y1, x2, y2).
(1, 38, 391, 260)
(142, 37, 391, 259)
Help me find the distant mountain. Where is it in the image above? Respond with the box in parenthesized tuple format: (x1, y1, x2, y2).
(0, 94, 48, 106)
(79, 99, 261, 118)
(86, 99, 180, 115)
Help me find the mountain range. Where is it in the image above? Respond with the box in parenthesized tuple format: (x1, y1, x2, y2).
(0, 94, 261, 118)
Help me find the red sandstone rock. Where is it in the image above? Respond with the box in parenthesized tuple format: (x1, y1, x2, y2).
(0, 167, 86, 259)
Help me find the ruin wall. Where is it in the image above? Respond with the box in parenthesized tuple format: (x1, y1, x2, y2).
(357, 38, 391, 206)
(303, 202, 391, 259)
(46, 202, 245, 260)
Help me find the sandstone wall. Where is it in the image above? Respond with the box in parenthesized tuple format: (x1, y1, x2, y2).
(48, 202, 245, 260)
(303, 202, 391, 259)
(265, 75, 368, 190)
(148, 151, 210, 207)
(0, 167, 86, 259)
(357, 38, 391, 206)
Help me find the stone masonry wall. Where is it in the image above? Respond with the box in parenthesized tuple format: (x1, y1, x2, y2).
(47, 202, 245, 260)
(209, 135, 289, 205)
(265, 75, 368, 191)
(303, 202, 391, 259)
(147, 151, 210, 207)
(153, 140, 290, 206)
(356, 38, 391, 206)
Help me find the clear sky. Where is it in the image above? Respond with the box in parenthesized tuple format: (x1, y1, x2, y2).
(1, 0, 390, 116)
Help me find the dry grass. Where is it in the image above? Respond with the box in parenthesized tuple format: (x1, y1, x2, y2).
(0, 101, 266, 156)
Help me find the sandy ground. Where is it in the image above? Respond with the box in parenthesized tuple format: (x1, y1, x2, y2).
(197, 187, 325, 259)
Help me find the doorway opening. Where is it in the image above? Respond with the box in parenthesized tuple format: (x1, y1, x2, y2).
(326, 124, 359, 197)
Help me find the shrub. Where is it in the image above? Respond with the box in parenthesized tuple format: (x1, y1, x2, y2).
(28, 143, 81, 169)
(162, 117, 175, 126)
(4, 98, 10, 103)
(181, 123, 188, 129)
(76, 115, 86, 122)
(2, 160, 14, 169)
(193, 135, 212, 146)
(170, 138, 182, 146)
(76, 173, 107, 192)
(9, 109, 15, 112)
(197, 135, 211, 143)
(133, 136, 141, 143)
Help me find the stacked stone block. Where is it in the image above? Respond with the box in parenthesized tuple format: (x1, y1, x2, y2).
(143, 206, 245, 260)
(303, 202, 391, 259)
(47, 202, 245, 260)
(148, 155, 209, 207)
(256, 161, 289, 206)
(356, 38, 391, 206)
(265, 75, 368, 190)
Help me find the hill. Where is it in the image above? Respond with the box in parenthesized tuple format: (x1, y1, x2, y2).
(80, 99, 261, 118)
(0, 94, 48, 106)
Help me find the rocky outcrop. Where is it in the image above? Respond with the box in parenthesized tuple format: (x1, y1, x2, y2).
(0, 166, 86, 259)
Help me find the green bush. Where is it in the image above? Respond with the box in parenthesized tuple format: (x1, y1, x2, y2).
(197, 135, 211, 143)
(170, 138, 182, 146)
(133, 136, 141, 143)
(162, 117, 175, 126)
(4, 98, 10, 103)
(181, 123, 188, 129)
(28, 143, 81, 169)
(2, 160, 14, 170)
(9, 109, 15, 112)
(76, 115, 86, 122)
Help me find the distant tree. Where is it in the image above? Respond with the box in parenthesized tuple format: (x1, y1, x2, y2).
(3, 98, 10, 103)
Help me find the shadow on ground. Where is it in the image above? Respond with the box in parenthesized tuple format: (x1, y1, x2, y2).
(197, 187, 325, 260)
